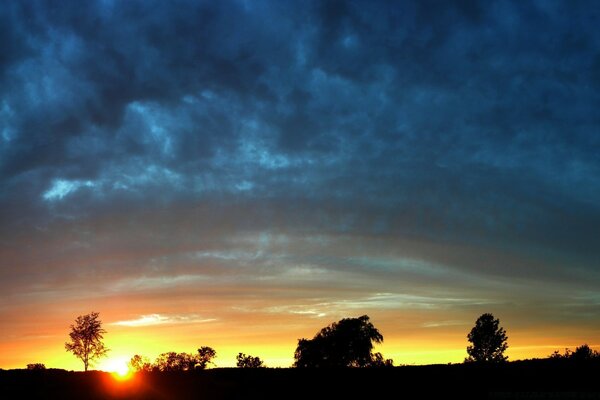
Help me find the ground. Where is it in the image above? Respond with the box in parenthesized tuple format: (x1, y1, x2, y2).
(1, 360, 599, 399)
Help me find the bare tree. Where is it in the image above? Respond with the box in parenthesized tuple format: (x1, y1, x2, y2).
(65, 312, 109, 371)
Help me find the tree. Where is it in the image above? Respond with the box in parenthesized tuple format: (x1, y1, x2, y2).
(548, 344, 599, 360)
(26, 363, 46, 370)
(466, 313, 508, 363)
(368, 352, 394, 367)
(197, 346, 217, 369)
(572, 344, 599, 361)
(154, 352, 196, 371)
(128, 354, 153, 372)
(65, 312, 109, 371)
(153, 347, 216, 371)
(294, 315, 386, 368)
(549, 348, 572, 359)
(236, 353, 265, 368)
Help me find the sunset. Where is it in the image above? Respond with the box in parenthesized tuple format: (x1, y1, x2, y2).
(1, 0, 599, 397)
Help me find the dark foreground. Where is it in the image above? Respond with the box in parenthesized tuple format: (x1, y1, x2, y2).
(1, 360, 599, 400)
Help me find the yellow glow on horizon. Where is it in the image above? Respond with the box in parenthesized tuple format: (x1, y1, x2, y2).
(2, 306, 599, 370)
(99, 356, 132, 378)
(112, 369, 133, 381)
(3, 336, 600, 370)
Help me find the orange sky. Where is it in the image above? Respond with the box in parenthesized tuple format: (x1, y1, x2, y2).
(2, 212, 599, 370)
(2, 291, 598, 370)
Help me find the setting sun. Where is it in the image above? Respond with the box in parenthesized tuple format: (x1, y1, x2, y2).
(101, 358, 132, 380)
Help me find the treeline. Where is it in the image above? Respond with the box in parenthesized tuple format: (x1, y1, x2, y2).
(548, 344, 600, 361)
(54, 311, 599, 372)
(127, 350, 264, 372)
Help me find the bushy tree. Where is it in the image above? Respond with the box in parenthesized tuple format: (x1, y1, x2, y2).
(128, 355, 153, 372)
(572, 344, 599, 360)
(294, 315, 386, 368)
(197, 346, 217, 369)
(549, 348, 572, 359)
(153, 347, 216, 371)
(65, 312, 109, 371)
(466, 313, 508, 363)
(26, 363, 46, 370)
(236, 353, 265, 368)
(551, 344, 600, 360)
(368, 352, 394, 367)
(154, 352, 198, 371)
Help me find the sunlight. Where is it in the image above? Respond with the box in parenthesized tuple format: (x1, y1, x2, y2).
(102, 357, 133, 380)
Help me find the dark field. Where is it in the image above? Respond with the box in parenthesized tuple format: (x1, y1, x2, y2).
(2, 360, 599, 400)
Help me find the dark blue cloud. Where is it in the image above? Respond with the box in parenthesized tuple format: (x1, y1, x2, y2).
(1, 0, 599, 267)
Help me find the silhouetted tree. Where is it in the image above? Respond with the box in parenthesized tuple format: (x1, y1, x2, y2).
(236, 353, 265, 368)
(154, 352, 178, 371)
(154, 352, 198, 371)
(548, 345, 599, 360)
(294, 315, 385, 367)
(573, 344, 599, 360)
(128, 354, 153, 372)
(466, 313, 508, 363)
(65, 312, 109, 371)
(549, 348, 571, 359)
(197, 346, 217, 369)
(153, 347, 217, 371)
(26, 363, 46, 370)
(368, 352, 394, 367)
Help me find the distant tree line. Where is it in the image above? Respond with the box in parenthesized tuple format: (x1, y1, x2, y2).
(61, 311, 598, 372)
(129, 347, 218, 372)
(549, 344, 600, 361)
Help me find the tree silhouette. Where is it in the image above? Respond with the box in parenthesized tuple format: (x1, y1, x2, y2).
(368, 352, 394, 367)
(154, 352, 197, 371)
(197, 346, 217, 369)
(549, 348, 571, 359)
(466, 313, 508, 363)
(128, 354, 153, 372)
(153, 347, 217, 371)
(26, 363, 46, 370)
(236, 353, 265, 368)
(573, 344, 599, 360)
(65, 312, 109, 371)
(548, 344, 599, 360)
(294, 315, 385, 367)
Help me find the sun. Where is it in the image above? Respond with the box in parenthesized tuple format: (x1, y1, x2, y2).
(113, 363, 130, 378)
(102, 357, 133, 380)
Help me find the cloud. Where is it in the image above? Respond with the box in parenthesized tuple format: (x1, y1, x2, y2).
(112, 314, 216, 327)
(43, 179, 96, 201)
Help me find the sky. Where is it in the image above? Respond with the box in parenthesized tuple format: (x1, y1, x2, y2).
(1, 0, 599, 370)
